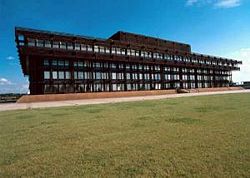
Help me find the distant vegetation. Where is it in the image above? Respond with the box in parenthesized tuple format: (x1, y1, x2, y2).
(0, 93, 249, 177)
(0, 93, 25, 103)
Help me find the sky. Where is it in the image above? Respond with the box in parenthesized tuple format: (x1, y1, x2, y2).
(0, 0, 250, 93)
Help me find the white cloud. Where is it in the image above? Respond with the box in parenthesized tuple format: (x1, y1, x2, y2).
(224, 48, 250, 83)
(186, 0, 241, 8)
(186, 0, 199, 6)
(20, 83, 29, 93)
(214, 0, 241, 8)
(0, 78, 12, 85)
(0, 78, 29, 94)
(6, 56, 15, 60)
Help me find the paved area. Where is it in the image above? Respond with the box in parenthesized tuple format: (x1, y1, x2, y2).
(0, 90, 250, 112)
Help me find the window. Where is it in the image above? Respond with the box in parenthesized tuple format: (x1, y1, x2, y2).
(132, 73, 138, 80)
(141, 51, 147, 57)
(173, 67, 179, 72)
(74, 61, 83, 68)
(81, 44, 87, 51)
(116, 48, 121, 55)
(28, 38, 36, 47)
(144, 73, 150, 80)
(67, 43, 73, 50)
(45, 40, 51, 48)
(111, 47, 116, 54)
(36, 40, 44, 47)
(117, 73, 124, 80)
(100, 46, 105, 53)
(164, 67, 170, 72)
(155, 83, 161, 90)
(118, 64, 123, 69)
(58, 71, 64, 79)
(190, 75, 195, 80)
(127, 49, 135, 56)
(58, 60, 64, 67)
(112, 73, 116, 79)
(174, 82, 180, 88)
(65, 71, 71, 79)
(182, 75, 188, 80)
(126, 73, 131, 80)
(145, 83, 150, 90)
(43, 59, 49, 66)
(52, 71, 58, 79)
(52, 60, 57, 66)
(18, 34, 24, 41)
(155, 73, 161, 80)
(112, 84, 117, 91)
(84, 61, 91, 67)
(53, 41, 59, 48)
(190, 69, 195, 73)
(60, 42, 66, 49)
(165, 74, 170, 80)
(87, 45, 93, 52)
(153, 53, 158, 59)
(74, 71, 78, 79)
(105, 47, 110, 54)
(132, 65, 137, 70)
(59, 84, 65, 93)
(65, 60, 69, 67)
(165, 83, 170, 89)
(135, 50, 140, 57)
(147, 52, 152, 58)
(75, 43, 80, 50)
(84, 72, 92, 79)
(94, 83, 103, 92)
(144, 65, 149, 71)
(102, 72, 108, 79)
(155, 65, 160, 71)
(95, 72, 102, 80)
(121, 49, 126, 55)
(111, 63, 116, 69)
(139, 73, 143, 80)
(191, 83, 196, 88)
(94, 45, 99, 53)
(103, 63, 109, 68)
(127, 84, 132, 90)
(93, 62, 101, 68)
(44, 84, 52, 93)
(44, 71, 50, 79)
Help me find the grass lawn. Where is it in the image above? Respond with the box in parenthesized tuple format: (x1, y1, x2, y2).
(0, 93, 250, 177)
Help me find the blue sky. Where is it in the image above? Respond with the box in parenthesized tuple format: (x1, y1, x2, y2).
(0, 0, 250, 93)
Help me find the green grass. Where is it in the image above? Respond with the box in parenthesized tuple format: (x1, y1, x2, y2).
(0, 93, 250, 177)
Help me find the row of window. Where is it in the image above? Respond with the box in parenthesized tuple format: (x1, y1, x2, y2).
(44, 71, 230, 81)
(43, 81, 229, 93)
(43, 60, 232, 75)
(25, 38, 237, 67)
(44, 71, 71, 80)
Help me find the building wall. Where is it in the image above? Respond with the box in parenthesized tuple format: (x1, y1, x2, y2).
(28, 57, 232, 95)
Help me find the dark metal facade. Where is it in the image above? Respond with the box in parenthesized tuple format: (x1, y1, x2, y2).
(15, 27, 241, 95)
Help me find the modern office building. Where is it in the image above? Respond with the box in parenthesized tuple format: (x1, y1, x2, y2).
(15, 27, 241, 95)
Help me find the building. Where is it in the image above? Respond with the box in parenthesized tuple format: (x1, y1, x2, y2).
(15, 27, 241, 95)
(239, 81, 250, 89)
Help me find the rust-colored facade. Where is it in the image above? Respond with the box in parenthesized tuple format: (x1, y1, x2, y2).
(15, 27, 241, 95)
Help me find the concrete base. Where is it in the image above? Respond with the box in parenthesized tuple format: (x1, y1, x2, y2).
(17, 87, 243, 103)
